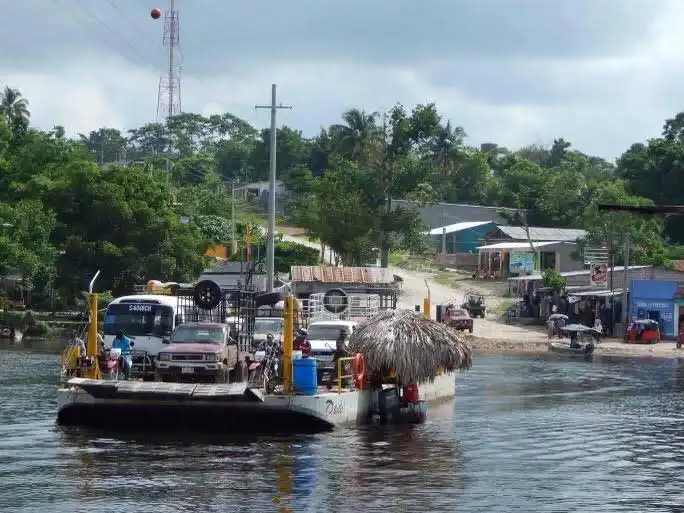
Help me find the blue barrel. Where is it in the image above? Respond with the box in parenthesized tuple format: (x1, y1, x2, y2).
(292, 358, 318, 395)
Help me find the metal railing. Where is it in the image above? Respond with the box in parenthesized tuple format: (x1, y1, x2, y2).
(336, 356, 357, 394)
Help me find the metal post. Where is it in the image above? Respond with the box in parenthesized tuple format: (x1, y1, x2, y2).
(622, 234, 630, 324)
(231, 179, 237, 256)
(86, 270, 101, 379)
(255, 84, 292, 292)
(441, 226, 447, 270)
(282, 296, 294, 393)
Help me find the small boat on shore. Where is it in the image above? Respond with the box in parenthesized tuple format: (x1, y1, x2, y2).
(548, 324, 601, 356)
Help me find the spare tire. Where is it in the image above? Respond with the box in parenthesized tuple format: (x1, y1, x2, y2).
(323, 288, 348, 314)
(255, 292, 284, 308)
(193, 280, 222, 310)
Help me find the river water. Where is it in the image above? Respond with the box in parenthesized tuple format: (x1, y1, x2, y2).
(2, 342, 684, 513)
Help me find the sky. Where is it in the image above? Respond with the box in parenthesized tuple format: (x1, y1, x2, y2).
(2, 0, 684, 161)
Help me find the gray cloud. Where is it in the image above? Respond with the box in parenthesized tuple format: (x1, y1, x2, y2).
(0, 0, 681, 161)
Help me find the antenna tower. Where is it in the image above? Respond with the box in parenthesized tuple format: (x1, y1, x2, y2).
(156, 0, 181, 121)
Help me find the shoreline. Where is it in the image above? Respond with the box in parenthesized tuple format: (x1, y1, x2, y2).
(467, 334, 684, 360)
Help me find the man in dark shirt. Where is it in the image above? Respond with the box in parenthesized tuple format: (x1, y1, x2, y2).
(327, 328, 350, 390)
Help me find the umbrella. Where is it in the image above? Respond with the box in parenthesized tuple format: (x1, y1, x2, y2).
(548, 314, 568, 320)
(348, 309, 472, 385)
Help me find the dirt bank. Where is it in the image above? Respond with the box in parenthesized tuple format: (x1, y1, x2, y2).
(466, 334, 684, 359)
(277, 234, 684, 361)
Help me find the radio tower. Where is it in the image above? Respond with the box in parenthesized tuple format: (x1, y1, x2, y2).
(156, 0, 181, 121)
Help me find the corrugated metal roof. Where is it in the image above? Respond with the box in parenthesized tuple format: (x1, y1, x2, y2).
(476, 241, 563, 250)
(425, 221, 495, 236)
(508, 265, 652, 281)
(290, 266, 394, 284)
(497, 226, 587, 241)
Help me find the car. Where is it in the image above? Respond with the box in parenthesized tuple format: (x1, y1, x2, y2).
(447, 308, 474, 333)
(306, 320, 358, 381)
(461, 294, 486, 318)
(155, 322, 240, 383)
(253, 317, 284, 347)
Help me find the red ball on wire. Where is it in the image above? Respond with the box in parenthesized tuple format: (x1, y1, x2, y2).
(150, 8, 161, 19)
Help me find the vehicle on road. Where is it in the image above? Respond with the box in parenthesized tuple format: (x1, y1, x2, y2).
(445, 307, 474, 333)
(461, 295, 486, 318)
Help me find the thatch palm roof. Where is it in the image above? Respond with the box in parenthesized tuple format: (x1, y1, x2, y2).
(348, 309, 472, 385)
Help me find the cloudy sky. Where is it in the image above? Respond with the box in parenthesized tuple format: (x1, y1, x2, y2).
(2, 0, 683, 160)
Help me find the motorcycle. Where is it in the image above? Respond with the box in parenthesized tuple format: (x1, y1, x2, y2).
(248, 339, 282, 393)
(103, 342, 134, 380)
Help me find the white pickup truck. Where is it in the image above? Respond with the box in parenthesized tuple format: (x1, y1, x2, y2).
(307, 319, 357, 381)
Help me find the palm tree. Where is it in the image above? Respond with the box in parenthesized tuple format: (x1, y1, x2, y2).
(0, 87, 30, 131)
(330, 108, 379, 158)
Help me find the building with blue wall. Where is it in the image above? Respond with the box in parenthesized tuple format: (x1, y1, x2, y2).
(426, 221, 498, 253)
(630, 279, 678, 338)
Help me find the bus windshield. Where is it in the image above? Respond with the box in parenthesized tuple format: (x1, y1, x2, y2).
(103, 303, 174, 338)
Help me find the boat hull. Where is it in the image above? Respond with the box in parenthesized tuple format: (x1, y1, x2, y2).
(548, 341, 595, 355)
(56, 373, 456, 433)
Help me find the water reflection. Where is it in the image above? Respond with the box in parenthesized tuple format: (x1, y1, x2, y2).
(7, 349, 684, 512)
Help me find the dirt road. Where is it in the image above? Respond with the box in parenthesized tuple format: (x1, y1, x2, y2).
(280, 233, 548, 345)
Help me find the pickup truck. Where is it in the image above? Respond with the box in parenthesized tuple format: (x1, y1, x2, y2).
(307, 319, 357, 382)
(155, 322, 241, 383)
(446, 308, 474, 333)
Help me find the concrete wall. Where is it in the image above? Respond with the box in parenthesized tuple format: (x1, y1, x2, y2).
(550, 243, 584, 273)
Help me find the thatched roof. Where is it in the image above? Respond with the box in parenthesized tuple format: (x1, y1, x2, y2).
(348, 309, 472, 385)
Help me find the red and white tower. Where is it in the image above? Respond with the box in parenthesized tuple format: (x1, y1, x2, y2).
(156, 0, 181, 121)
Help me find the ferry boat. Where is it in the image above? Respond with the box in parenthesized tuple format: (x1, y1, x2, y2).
(57, 272, 471, 432)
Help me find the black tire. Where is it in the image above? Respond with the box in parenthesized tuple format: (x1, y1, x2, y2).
(214, 366, 229, 384)
(468, 327, 473, 334)
(323, 288, 348, 314)
(255, 292, 284, 307)
(194, 280, 222, 310)
(265, 376, 284, 394)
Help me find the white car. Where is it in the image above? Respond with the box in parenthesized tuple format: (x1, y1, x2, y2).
(307, 320, 358, 367)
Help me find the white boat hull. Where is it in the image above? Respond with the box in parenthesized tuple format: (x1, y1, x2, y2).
(56, 372, 457, 431)
(548, 341, 595, 355)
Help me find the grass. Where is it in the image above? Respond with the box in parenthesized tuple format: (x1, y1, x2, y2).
(489, 298, 517, 317)
(431, 271, 471, 288)
(388, 252, 434, 271)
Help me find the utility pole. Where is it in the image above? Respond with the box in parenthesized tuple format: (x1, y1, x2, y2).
(622, 233, 631, 325)
(441, 209, 447, 271)
(255, 84, 292, 292)
(231, 179, 238, 256)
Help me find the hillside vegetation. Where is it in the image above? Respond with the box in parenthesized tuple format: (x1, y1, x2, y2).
(1, 85, 682, 307)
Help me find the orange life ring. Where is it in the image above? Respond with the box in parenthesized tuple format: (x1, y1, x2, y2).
(352, 353, 365, 389)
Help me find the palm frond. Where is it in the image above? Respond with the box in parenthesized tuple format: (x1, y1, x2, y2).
(348, 309, 472, 384)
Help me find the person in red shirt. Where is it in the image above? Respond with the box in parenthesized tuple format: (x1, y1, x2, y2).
(293, 328, 311, 356)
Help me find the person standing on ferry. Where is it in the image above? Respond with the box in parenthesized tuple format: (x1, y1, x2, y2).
(112, 331, 133, 379)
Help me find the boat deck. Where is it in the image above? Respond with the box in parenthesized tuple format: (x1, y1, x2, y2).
(62, 378, 357, 401)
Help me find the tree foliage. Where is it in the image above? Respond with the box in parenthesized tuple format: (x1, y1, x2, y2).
(4, 84, 684, 307)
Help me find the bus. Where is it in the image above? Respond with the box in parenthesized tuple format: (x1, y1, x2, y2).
(102, 294, 180, 375)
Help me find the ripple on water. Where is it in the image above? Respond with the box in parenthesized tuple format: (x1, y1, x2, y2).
(3, 350, 684, 512)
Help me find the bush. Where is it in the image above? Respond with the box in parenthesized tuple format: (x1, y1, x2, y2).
(24, 321, 49, 337)
(0, 311, 26, 329)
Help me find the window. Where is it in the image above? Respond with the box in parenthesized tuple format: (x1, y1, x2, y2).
(103, 303, 174, 337)
(307, 325, 352, 340)
(171, 326, 224, 344)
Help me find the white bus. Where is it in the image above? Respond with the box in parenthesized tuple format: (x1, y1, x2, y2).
(102, 295, 180, 372)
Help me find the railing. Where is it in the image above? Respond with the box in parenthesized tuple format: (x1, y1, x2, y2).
(336, 356, 357, 394)
(61, 345, 80, 375)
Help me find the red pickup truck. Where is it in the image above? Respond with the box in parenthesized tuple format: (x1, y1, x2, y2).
(155, 322, 241, 383)
(446, 308, 474, 333)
